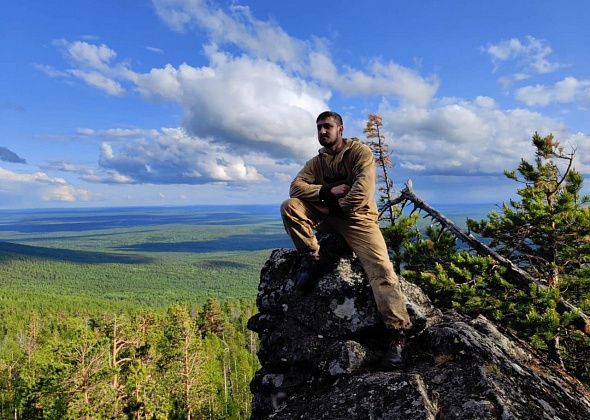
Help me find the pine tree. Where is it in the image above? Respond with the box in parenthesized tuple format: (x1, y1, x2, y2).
(396, 132, 590, 376)
(162, 304, 207, 420)
(468, 132, 590, 287)
(200, 298, 230, 338)
(97, 313, 140, 418)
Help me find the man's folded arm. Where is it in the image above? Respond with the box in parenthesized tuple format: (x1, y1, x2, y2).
(319, 183, 345, 214)
(337, 146, 375, 213)
(289, 160, 322, 201)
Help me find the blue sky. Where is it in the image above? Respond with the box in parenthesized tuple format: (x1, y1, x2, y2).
(2, 0, 590, 209)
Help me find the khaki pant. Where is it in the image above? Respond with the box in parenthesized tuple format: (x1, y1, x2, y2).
(281, 198, 411, 330)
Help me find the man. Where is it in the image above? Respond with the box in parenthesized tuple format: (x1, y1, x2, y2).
(281, 111, 414, 369)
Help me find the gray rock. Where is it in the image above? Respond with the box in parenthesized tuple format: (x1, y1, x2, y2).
(248, 235, 590, 419)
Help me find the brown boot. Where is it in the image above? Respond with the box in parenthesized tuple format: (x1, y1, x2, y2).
(380, 330, 407, 370)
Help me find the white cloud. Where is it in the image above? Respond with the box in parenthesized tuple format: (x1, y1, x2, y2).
(566, 132, 590, 174)
(42, 185, 92, 202)
(42, 2, 440, 164)
(76, 127, 160, 139)
(68, 69, 124, 95)
(32, 63, 69, 78)
(310, 52, 439, 107)
(42, 161, 94, 175)
(0, 167, 67, 184)
(47, 39, 131, 95)
(40, 160, 135, 185)
(97, 127, 265, 184)
(0, 167, 92, 204)
(133, 63, 184, 100)
(484, 36, 564, 74)
(152, 0, 306, 70)
(152, 0, 437, 105)
(55, 39, 117, 70)
(379, 96, 568, 176)
(515, 77, 590, 106)
(498, 72, 529, 90)
(81, 172, 134, 184)
(134, 52, 329, 158)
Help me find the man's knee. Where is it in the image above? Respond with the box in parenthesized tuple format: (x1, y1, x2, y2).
(281, 198, 302, 218)
(365, 262, 398, 286)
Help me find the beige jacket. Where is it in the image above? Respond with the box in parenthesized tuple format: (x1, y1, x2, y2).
(289, 138, 378, 218)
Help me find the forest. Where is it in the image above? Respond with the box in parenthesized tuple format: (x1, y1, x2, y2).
(0, 206, 285, 419)
(0, 299, 258, 419)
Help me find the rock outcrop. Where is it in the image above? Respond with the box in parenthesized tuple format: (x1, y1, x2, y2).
(247, 235, 590, 419)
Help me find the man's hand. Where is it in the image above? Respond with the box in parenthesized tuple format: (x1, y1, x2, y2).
(330, 184, 350, 198)
(311, 204, 330, 215)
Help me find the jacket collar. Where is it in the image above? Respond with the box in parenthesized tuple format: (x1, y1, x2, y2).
(318, 137, 357, 156)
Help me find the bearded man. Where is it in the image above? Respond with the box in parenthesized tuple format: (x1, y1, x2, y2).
(281, 111, 416, 369)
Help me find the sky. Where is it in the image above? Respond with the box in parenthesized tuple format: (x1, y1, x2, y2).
(2, 0, 590, 209)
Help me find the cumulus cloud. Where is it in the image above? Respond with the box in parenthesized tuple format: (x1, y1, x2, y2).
(54, 39, 117, 70)
(0, 147, 26, 164)
(134, 51, 329, 158)
(68, 69, 125, 95)
(0, 167, 91, 203)
(379, 96, 568, 176)
(152, 0, 306, 70)
(39, 0, 441, 167)
(45, 39, 129, 95)
(515, 77, 590, 106)
(0, 167, 67, 184)
(42, 185, 92, 202)
(41, 0, 590, 195)
(81, 171, 135, 184)
(309, 52, 439, 107)
(41, 159, 135, 185)
(484, 36, 564, 75)
(97, 127, 265, 184)
(151, 0, 437, 104)
(497, 72, 530, 90)
(41, 161, 94, 176)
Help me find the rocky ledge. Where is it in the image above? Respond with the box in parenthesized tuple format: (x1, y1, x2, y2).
(247, 235, 590, 419)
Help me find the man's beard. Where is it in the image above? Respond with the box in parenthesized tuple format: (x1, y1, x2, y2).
(319, 136, 336, 147)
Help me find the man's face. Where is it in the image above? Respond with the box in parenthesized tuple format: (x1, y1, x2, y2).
(317, 117, 343, 148)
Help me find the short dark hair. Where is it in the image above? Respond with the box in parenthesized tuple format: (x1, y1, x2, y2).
(316, 111, 343, 126)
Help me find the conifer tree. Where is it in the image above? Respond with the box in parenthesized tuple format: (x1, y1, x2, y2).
(0, 340, 20, 419)
(97, 313, 140, 418)
(200, 298, 230, 338)
(162, 305, 207, 420)
(468, 132, 590, 286)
